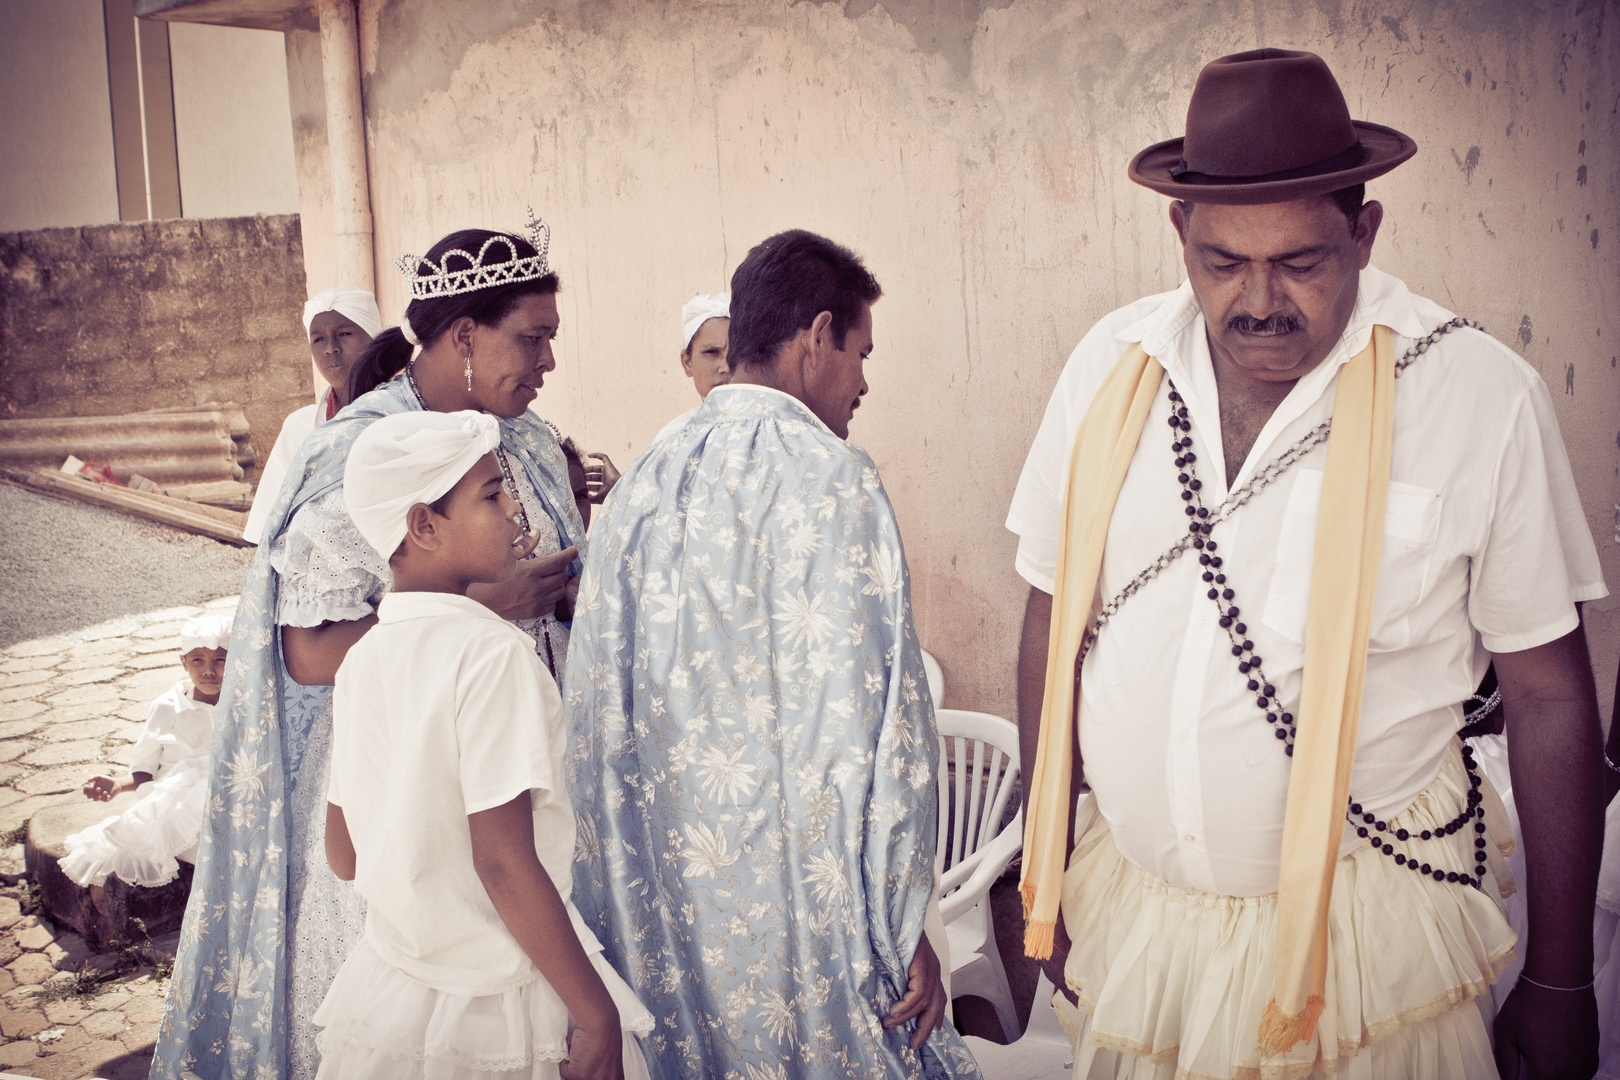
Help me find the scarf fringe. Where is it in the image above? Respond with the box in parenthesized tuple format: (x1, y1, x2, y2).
(1257, 995, 1325, 1058)
(1025, 918, 1056, 961)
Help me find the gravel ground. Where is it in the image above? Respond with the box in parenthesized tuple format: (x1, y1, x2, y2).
(0, 483, 254, 648)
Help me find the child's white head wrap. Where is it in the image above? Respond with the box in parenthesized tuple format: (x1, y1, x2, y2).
(343, 411, 502, 559)
(179, 614, 233, 653)
(681, 292, 730, 350)
(303, 287, 383, 339)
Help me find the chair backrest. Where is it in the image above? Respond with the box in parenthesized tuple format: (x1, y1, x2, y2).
(934, 709, 1021, 912)
(920, 648, 945, 711)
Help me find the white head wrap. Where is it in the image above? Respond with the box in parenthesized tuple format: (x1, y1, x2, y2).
(343, 410, 503, 559)
(681, 292, 731, 350)
(303, 287, 383, 339)
(179, 614, 233, 653)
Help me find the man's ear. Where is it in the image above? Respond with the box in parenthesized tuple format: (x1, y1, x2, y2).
(804, 310, 836, 374)
(680, 347, 694, 377)
(402, 501, 443, 553)
(1353, 200, 1384, 270)
(1169, 201, 1191, 246)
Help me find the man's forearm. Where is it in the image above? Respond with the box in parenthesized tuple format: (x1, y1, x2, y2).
(1017, 587, 1084, 836)
(1017, 587, 1055, 800)
(1496, 624, 1604, 985)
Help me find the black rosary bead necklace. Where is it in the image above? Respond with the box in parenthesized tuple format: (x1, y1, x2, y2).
(1165, 368, 1488, 891)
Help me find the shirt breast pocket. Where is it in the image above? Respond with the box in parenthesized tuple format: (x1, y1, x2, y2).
(1260, 470, 1442, 652)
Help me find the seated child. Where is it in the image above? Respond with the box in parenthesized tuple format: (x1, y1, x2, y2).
(315, 410, 652, 1080)
(61, 614, 232, 888)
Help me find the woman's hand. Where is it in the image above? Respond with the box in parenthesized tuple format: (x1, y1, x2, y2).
(469, 546, 578, 621)
(585, 453, 620, 503)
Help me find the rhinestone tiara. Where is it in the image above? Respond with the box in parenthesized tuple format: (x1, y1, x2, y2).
(395, 207, 552, 300)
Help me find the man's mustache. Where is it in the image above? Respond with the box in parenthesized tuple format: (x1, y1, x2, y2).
(1226, 312, 1304, 335)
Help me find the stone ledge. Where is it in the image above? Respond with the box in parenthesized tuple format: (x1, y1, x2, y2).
(24, 798, 192, 950)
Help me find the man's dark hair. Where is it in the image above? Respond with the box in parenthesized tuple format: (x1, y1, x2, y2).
(1178, 183, 1366, 232)
(727, 230, 881, 369)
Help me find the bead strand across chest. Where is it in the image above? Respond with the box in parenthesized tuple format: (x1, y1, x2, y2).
(1165, 373, 1488, 892)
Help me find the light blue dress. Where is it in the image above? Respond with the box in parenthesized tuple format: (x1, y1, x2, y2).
(151, 375, 585, 1080)
(565, 384, 981, 1079)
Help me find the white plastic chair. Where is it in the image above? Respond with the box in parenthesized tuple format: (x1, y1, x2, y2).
(920, 648, 945, 711)
(935, 708, 1023, 1042)
(962, 971, 1076, 1078)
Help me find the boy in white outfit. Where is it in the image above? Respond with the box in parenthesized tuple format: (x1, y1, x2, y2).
(316, 410, 651, 1080)
(64, 614, 232, 887)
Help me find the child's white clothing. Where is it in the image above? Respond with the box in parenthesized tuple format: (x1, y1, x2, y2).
(129, 679, 216, 778)
(316, 591, 651, 1079)
(60, 679, 215, 887)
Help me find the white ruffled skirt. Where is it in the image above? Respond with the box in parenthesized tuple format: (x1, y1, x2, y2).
(1055, 746, 1516, 1080)
(59, 758, 206, 888)
(313, 940, 655, 1080)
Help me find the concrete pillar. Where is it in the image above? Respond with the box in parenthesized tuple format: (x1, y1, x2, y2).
(316, 0, 372, 294)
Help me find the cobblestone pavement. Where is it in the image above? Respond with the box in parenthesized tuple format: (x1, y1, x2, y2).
(0, 595, 240, 1079)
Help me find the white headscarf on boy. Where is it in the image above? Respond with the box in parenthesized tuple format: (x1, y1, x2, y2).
(343, 410, 502, 559)
(179, 615, 233, 653)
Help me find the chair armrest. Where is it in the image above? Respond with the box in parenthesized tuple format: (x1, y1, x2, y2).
(939, 809, 1023, 924)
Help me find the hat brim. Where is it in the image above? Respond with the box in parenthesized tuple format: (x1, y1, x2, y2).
(1127, 121, 1417, 204)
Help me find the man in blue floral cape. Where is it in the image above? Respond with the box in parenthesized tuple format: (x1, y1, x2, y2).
(566, 230, 981, 1079)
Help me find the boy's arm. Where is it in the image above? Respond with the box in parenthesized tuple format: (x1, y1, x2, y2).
(469, 793, 621, 1078)
(325, 802, 356, 881)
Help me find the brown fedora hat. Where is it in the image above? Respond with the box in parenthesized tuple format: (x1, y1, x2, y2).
(1128, 48, 1417, 204)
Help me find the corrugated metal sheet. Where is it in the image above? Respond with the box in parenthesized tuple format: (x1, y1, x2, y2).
(0, 408, 252, 485)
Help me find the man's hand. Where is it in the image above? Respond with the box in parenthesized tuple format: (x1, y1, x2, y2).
(882, 934, 947, 1050)
(585, 453, 620, 503)
(559, 1021, 625, 1080)
(1493, 979, 1599, 1080)
(469, 546, 578, 621)
(1035, 914, 1078, 1006)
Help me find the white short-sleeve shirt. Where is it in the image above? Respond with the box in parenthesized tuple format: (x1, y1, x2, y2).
(329, 591, 596, 996)
(1005, 266, 1607, 897)
(128, 679, 215, 778)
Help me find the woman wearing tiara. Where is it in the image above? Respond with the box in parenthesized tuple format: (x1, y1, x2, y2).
(153, 215, 590, 1080)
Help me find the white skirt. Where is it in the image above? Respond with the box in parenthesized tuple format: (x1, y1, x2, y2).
(313, 940, 655, 1080)
(1056, 746, 1516, 1080)
(59, 759, 206, 888)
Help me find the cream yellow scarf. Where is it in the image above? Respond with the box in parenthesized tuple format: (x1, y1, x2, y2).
(1019, 327, 1395, 1056)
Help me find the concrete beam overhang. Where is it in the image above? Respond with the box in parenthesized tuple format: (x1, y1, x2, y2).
(132, 0, 317, 33)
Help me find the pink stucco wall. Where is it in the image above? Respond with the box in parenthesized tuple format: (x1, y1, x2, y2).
(301, 0, 1618, 718)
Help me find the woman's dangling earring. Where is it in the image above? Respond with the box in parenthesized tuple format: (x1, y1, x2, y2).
(464, 351, 473, 392)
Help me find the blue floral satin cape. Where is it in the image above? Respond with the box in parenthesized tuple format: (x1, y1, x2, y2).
(566, 385, 980, 1079)
(151, 376, 584, 1080)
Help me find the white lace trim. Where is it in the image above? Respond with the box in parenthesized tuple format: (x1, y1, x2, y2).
(269, 486, 390, 627)
(314, 1029, 569, 1070)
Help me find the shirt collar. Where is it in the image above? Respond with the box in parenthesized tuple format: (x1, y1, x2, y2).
(703, 383, 838, 437)
(377, 590, 507, 625)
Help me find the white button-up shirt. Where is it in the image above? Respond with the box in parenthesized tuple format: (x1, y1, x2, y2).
(1006, 266, 1606, 897)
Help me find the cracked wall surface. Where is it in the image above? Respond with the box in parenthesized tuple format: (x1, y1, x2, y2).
(326, 0, 1617, 716)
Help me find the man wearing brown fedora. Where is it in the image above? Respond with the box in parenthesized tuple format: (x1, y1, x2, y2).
(1007, 49, 1605, 1079)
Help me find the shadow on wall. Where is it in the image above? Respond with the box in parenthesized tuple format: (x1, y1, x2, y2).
(0, 214, 313, 477)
